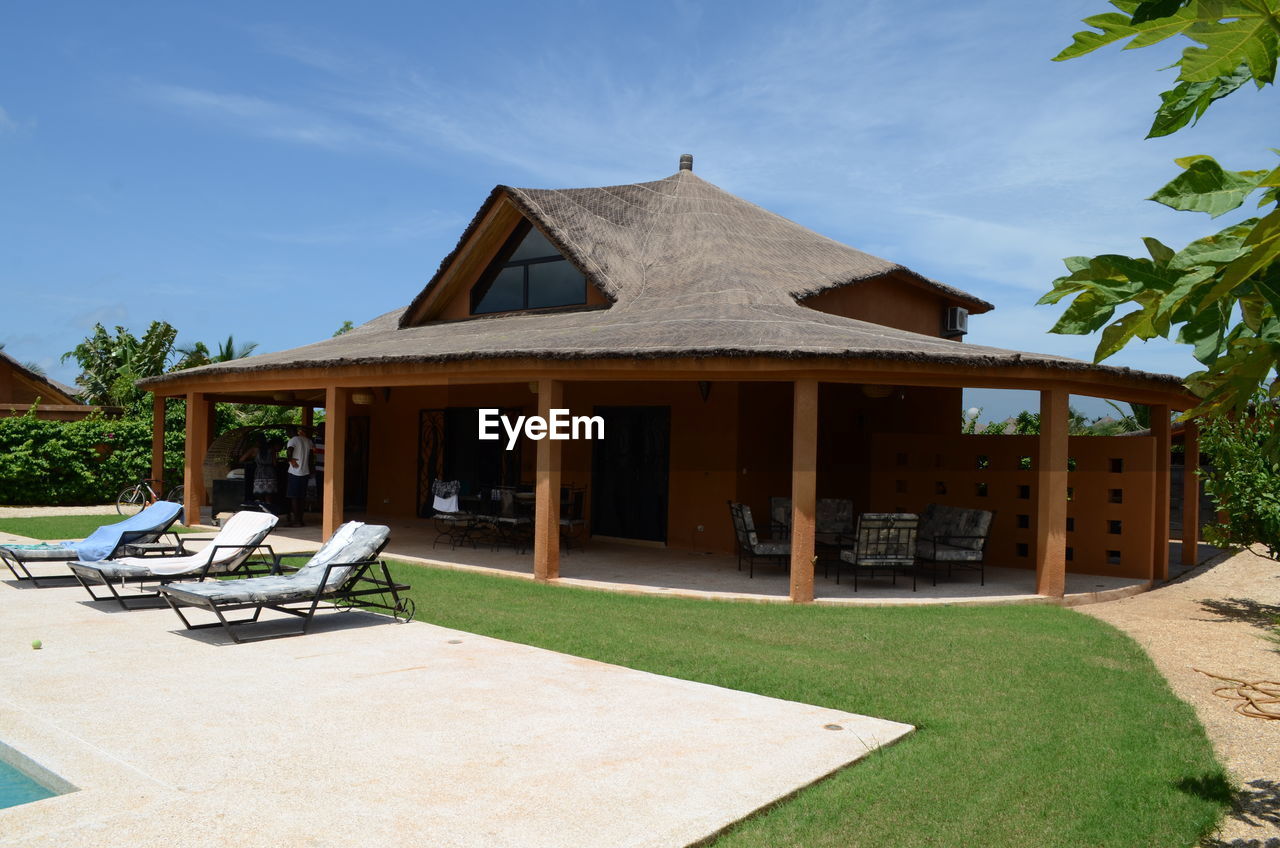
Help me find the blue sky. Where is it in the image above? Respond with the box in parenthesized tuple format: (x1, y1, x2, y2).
(1, 0, 1270, 421)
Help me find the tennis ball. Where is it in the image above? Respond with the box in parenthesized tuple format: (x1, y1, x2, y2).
(31, 640, 41, 650)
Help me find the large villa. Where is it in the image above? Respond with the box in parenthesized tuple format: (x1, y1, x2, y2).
(140, 156, 1200, 603)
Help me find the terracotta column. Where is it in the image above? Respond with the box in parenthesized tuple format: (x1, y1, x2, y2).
(1181, 419, 1201, 566)
(533, 379, 563, 581)
(322, 386, 349, 540)
(183, 392, 209, 526)
(301, 405, 314, 429)
(789, 380, 819, 603)
(151, 394, 166, 487)
(1035, 389, 1068, 597)
(1151, 404, 1172, 581)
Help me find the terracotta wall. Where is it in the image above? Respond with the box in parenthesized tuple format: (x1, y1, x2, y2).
(363, 380, 741, 553)
(362, 379, 961, 557)
(734, 383, 962, 541)
(868, 433, 1158, 579)
(799, 274, 964, 338)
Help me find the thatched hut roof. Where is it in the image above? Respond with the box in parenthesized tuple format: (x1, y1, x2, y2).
(140, 164, 1182, 392)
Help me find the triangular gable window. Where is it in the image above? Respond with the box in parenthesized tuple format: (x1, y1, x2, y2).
(470, 221, 587, 315)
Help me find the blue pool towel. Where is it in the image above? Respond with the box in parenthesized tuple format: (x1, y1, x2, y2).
(73, 501, 183, 562)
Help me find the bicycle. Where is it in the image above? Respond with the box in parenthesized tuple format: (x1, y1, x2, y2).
(115, 478, 185, 516)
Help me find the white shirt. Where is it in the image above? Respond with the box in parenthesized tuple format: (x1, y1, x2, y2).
(286, 435, 313, 476)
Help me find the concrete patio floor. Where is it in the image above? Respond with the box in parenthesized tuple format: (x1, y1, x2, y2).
(221, 514, 1202, 607)
(0, 575, 912, 848)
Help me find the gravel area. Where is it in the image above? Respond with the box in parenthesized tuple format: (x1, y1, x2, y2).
(1080, 548, 1280, 848)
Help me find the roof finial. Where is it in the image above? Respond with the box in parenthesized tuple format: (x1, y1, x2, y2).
(679, 153, 693, 172)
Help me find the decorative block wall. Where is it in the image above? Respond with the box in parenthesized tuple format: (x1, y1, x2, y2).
(869, 434, 1158, 579)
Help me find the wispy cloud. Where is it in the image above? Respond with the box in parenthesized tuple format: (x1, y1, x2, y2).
(137, 82, 396, 154)
(255, 210, 466, 246)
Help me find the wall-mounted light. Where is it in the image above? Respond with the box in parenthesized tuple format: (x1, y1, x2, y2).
(861, 384, 892, 399)
(351, 390, 375, 406)
(697, 381, 712, 402)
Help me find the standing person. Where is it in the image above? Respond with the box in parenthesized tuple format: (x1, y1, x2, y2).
(238, 435, 279, 507)
(285, 427, 314, 527)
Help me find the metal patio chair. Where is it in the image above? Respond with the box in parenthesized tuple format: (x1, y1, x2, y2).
(728, 501, 790, 578)
(836, 513, 920, 591)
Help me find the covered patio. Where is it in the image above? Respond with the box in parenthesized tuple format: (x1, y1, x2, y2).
(245, 514, 1201, 606)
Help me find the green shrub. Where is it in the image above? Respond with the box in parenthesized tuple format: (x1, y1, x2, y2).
(0, 403, 187, 506)
(1200, 401, 1280, 560)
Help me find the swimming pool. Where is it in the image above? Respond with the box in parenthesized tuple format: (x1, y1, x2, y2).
(0, 758, 55, 809)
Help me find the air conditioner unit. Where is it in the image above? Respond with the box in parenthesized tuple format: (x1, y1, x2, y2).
(943, 307, 969, 338)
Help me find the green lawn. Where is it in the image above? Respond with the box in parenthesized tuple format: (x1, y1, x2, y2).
(0, 512, 1229, 845)
(382, 559, 1229, 848)
(0, 514, 194, 540)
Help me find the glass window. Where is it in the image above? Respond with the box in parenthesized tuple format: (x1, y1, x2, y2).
(528, 260, 586, 309)
(473, 266, 525, 314)
(469, 221, 588, 315)
(509, 227, 559, 262)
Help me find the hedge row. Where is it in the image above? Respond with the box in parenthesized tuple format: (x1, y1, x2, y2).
(0, 407, 186, 506)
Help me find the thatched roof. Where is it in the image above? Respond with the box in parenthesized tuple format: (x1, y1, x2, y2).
(140, 165, 1183, 392)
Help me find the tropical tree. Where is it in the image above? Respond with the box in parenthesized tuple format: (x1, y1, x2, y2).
(1039, 0, 1280, 419)
(61, 321, 177, 410)
(174, 334, 258, 370)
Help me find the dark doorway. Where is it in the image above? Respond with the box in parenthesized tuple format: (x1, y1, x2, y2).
(417, 407, 522, 517)
(591, 406, 670, 542)
(344, 415, 371, 511)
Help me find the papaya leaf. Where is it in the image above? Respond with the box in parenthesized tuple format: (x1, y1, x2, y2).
(1054, 2, 1197, 60)
(1177, 300, 1231, 363)
(1147, 64, 1252, 137)
(1144, 236, 1177, 264)
(1179, 10, 1280, 83)
(1049, 290, 1120, 335)
(1096, 309, 1155, 360)
(1220, 208, 1280, 288)
(1149, 157, 1270, 216)
(1131, 0, 1189, 24)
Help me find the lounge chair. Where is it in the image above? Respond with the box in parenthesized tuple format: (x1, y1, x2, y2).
(68, 511, 278, 610)
(160, 522, 413, 643)
(1, 501, 184, 587)
(837, 513, 919, 591)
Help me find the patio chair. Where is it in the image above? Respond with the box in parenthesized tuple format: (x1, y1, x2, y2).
(916, 504, 994, 585)
(765, 496, 853, 576)
(431, 479, 475, 549)
(836, 513, 919, 591)
(559, 487, 587, 552)
(486, 486, 533, 553)
(160, 522, 413, 644)
(727, 501, 790, 578)
(769, 496, 792, 540)
(0, 501, 185, 587)
(68, 511, 278, 610)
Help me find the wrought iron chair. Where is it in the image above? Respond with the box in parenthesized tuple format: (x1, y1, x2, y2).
(727, 501, 790, 578)
(559, 487, 587, 552)
(431, 479, 475, 549)
(836, 513, 920, 591)
(915, 504, 994, 585)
